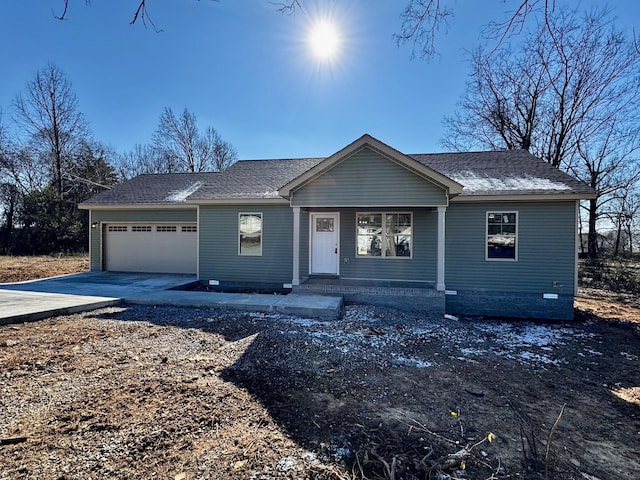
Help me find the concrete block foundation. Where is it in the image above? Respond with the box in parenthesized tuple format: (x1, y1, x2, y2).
(445, 290, 575, 321)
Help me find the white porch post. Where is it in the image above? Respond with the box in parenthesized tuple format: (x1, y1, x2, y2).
(292, 206, 301, 286)
(436, 206, 446, 292)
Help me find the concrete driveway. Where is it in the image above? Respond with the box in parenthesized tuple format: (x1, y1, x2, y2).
(0, 272, 343, 325)
(0, 272, 196, 325)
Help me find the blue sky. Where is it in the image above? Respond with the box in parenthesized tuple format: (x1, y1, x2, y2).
(1, 1, 638, 160)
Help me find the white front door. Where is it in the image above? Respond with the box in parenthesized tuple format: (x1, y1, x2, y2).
(311, 213, 339, 275)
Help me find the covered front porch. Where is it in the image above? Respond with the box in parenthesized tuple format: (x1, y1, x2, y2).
(276, 136, 461, 300)
(290, 206, 448, 292)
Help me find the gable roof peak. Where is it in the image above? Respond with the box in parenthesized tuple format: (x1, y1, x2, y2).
(278, 133, 464, 198)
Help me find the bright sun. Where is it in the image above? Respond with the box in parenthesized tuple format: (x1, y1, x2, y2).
(308, 21, 341, 61)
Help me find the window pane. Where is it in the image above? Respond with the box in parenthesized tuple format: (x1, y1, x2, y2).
(367, 235, 383, 256)
(316, 217, 334, 232)
(385, 235, 411, 257)
(358, 214, 381, 234)
(504, 213, 516, 224)
(487, 211, 517, 259)
(488, 225, 501, 235)
(240, 214, 261, 234)
(487, 234, 516, 258)
(358, 213, 411, 258)
(239, 213, 262, 255)
(488, 213, 501, 223)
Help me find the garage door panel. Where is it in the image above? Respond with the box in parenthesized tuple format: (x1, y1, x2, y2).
(105, 224, 197, 274)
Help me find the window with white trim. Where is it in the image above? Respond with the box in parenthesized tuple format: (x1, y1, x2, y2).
(181, 225, 197, 233)
(356, 212, 412, 258)
(486, 211, 517, 260)
(156, 225, 177, 232)
(107, 225, 127, 232)
(132, 225, 152, 232)
(239, 213, 262, 256)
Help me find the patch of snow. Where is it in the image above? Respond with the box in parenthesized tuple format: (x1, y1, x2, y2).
(474, 323, 576, 348)
(285, 317, 332, 328)
(453, 171, 572, 192)
(517, 351, 561, 365)
(460, 347, 488, 356)
(164, 181, 204, 202)
(392, 355, 433, 368)
(276, 456, 297, 471)
(583, 348, 603, 356)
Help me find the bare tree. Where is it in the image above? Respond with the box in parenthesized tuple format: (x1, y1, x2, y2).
(152, 107, 237, 173)
(52, 1, 570, 60)
(443, 7, 640, 258)
(116, 143, 168, 180)
(202, 126, 238, 172)
(609, 182, 640, 256)
(13, 63, 89, 197)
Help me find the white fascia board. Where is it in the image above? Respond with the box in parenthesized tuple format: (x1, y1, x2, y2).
(289, 202, 449, 208)
(78, 203, 196, 210)
(450, 193, 596, 203)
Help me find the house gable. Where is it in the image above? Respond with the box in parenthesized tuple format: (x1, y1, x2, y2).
(280, 135, 462, 207)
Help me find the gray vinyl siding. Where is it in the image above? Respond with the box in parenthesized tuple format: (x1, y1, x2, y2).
(445, 201, 577, 294)
(306, 208, 438, 282)
(291, 148, 448, 207)
(88, 208, 197, 271)
(199, 204, 293, 285)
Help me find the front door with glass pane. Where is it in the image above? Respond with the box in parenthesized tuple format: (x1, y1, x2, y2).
(311, 213, 339, 274)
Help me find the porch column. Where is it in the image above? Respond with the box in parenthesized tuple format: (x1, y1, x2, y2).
(436, 206, 446, 292)
(292, 206, 301, 286)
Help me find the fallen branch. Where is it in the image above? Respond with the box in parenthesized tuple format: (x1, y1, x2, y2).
(545, 403, 567, 480)
(1, 436, 28, 446)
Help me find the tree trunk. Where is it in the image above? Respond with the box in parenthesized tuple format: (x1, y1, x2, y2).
(614, 214, 622, 257)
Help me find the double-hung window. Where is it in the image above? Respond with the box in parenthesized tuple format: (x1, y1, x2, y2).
(239, 213, 262, 256)
(356, 212, 412, 258)
(486, 211, 517, 260)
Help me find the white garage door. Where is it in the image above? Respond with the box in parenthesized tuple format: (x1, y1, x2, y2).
(104, 224, 197, 274)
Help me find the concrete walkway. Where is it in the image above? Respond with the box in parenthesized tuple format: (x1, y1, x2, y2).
(0, 272, 343, 325)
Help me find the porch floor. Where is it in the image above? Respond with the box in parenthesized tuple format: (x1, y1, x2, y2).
(297, 277, 435, 292)
(293, 277, 444, 313)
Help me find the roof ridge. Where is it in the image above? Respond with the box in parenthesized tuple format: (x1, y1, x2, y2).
(236, 157, 326, 163)
(410, 149, 529, 157)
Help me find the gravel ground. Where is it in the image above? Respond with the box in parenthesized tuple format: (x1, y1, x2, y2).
(1, 303, 639, 479)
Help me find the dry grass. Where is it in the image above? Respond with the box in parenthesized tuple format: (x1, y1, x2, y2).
(0, 255, 89, 283)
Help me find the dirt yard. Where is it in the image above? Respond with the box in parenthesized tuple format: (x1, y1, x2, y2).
(0, 255, 88, 283)
(1, 293, 639, 479)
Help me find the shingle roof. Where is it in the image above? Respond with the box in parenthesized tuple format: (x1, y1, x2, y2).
(410, 150, 594, 196)
(80, 148, 594, 207)
(187, 157, 324, 200)
(80, 172, 221, 205)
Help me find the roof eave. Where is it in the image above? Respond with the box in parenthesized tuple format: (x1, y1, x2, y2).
(451, 192, 597, 202)
(78, 203, 197, 210)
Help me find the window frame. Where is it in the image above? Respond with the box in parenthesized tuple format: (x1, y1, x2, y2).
(238, 212, 263, 257)
(355, 211, 413, 259)
(485, 211, 518, 261)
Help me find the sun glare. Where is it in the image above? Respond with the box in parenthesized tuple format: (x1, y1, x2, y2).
(308, 21, 341, 61)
